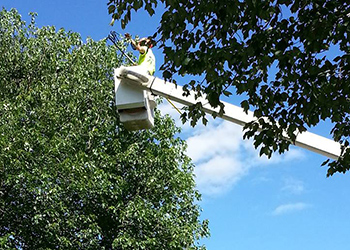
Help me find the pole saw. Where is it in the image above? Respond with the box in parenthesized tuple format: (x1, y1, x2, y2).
(108, 31, 136, 65)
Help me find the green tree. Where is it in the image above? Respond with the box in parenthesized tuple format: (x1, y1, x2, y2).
(108, 0, 350, 175)
(0, 9, 208, 249)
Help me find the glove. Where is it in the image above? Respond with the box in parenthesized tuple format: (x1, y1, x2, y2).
(125, 33, 131, 39)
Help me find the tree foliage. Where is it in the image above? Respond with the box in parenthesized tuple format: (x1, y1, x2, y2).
(108, 0, 350, 175)
(0, 9, 208, 249)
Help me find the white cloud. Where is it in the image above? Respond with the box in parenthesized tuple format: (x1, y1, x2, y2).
(282, 178, 305, 195)
(158, 101, 306, 196)
(251, 176, 271, 185)
(186, 121, 242, 163)
(194, 156, 246, 196)
(185, 119, 249, 195)
(241, 140, 306, 167)
(272, 202, 310, 215)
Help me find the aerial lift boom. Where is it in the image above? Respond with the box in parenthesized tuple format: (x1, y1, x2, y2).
(114, 67, 342, 160)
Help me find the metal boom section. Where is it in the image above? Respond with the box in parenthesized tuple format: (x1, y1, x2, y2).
(114, 67, 342, 160)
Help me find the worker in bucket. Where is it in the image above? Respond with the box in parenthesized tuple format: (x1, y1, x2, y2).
(124, 33, 156, 76)
(124, 33, 157, 111)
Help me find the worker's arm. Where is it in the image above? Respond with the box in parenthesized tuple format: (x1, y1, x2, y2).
(125, 33, 146, 54)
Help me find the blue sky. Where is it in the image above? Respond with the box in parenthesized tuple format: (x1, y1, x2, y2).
(3, 1, 350, 249)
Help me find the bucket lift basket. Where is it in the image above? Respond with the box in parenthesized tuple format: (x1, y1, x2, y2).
(114, 67, 156, 131)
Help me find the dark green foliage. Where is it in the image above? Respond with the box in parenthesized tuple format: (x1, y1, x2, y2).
(108, 0, 350, 175)
(0, 9, 208, 249)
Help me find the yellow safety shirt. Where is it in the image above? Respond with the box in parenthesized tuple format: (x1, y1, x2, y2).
(138, 47, 156, 75)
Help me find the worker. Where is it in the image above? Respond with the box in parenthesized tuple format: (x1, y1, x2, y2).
(124, 33, 156, 75)
(124, 33, 157, 111)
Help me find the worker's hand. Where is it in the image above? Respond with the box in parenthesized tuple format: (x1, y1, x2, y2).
(124, 33, 131, 39)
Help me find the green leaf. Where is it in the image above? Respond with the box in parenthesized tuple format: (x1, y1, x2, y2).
(0, 9, 208, 249)
(223, 90, 232, 97)
(108, 4, 116, 14)
(241, 100, 249, 112)
(105, 0, 350, 174)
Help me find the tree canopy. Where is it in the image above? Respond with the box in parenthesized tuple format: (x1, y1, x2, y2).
(0, 9, 208, 249)
(108, 0, 350, 175)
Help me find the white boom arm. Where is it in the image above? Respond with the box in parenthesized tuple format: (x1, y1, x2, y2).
(115, 67, 342, 160)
